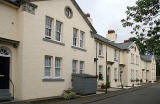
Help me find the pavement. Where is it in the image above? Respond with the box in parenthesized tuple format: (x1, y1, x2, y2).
(2, 82, 159, 104)
(90, 82, 160, 104)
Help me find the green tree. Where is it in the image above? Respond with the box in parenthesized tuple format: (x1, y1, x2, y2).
(121, 0, 160, 76)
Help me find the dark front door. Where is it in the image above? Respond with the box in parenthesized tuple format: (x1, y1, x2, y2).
(0, 56, 10, 89)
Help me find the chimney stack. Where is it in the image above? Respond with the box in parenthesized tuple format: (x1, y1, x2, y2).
(106, 30, 117, 43)
(124, 40, 130, 43)
(86, 13, 93, 24)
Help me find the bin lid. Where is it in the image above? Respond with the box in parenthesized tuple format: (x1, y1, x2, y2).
(72, 73, 96, 78)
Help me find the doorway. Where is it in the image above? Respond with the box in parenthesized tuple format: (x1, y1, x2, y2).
(0, 56, 10, 89)
(0, 47, 11, 89)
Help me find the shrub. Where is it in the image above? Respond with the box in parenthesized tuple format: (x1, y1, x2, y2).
(63, 90, 76, 100)
(136, 78, 139, 82)
(121, 85, 124, 89)
(101, 83, 106, 89)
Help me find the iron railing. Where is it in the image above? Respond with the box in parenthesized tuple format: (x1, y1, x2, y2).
(9, 78, 14, 99)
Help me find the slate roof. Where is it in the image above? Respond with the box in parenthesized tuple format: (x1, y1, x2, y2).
(93, 34, 135, 50)
(4, 0, 20, 6)
(140, 55, 154, 62)
(116, 42, 135, 50)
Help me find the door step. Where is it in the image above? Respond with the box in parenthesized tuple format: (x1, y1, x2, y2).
(0, 89, 12, 102)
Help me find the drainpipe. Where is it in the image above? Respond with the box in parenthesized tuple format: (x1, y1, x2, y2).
(119, 50, 122, 87)
(105, 46, 108, 93)
(96, 42, 98, 83)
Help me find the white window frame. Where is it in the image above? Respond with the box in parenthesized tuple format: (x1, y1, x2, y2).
(80, 31, 85, 48)
(80, 61, 84, 74)
(72, 60, 77, 73)
(56, 21, 62, 42)
(45, 16, 53, 39)
(99, 43, 103, 56)
(44, 56, 52, 78)
(55, 57, 62, 78)
(73, 28, 78, 46)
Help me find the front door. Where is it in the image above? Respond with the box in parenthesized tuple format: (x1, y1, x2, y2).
(0, 56, 10, 89)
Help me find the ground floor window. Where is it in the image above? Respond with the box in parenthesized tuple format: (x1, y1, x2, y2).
(99, 65, 103, 80)
(114, 68, 117, 81)
(55, 57, 62, 78)
(72, 60, 77, 73)
(80, 61, 84, 74)
(45, 56, 52, 78)
(131, 69, 134, 82)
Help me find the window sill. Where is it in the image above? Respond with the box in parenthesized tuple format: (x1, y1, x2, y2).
(42, 78, 65, 82)
(71, 46, 87, 52)
(98, 55, 104, 58)
(43, 38, 65, 46)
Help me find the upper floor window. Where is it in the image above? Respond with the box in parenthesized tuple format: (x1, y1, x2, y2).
(44, 56, 52, 78)
(99, 43, 103, 56)
(55, 57, 62, 78)
(72, 60, 77, 73)
(114, 49, 117, 60)
(56, 21, 62, 41)
(80, 31, 84, 48)
(73, 28, 78, 46)
(131, 54, 134, 64)
(80, 61, 84, 74)
(45, 17, 53, 39)
(136, 56, 139, 65)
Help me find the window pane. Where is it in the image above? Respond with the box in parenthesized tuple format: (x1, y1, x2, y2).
(45, 56, 52, 77)
(56, 21, 62, 41)
(99, 66, 103, 80)
(80, 61, 84, 74)
(56, 32, 61, 41)
(73, 28, 78, 46)
(45, 17, 52, 38)
(80, 31, 84, 48)
(72, 60, 77, 73)
(55, 68, 60, 78)
(99, 43, 102, 55)
(55, 58, 61, 78)
(45, 67, 51, 77)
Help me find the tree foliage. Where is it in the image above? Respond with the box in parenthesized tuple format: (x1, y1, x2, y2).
(121, 0, 160, 55)
(122, 0, 160, 75)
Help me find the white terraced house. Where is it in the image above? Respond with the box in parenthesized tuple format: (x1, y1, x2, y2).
(0, 0, 156, 101)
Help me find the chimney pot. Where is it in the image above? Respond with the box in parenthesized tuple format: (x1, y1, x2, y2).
(108, 30, 115, 34)
(86, 13, 90, 17)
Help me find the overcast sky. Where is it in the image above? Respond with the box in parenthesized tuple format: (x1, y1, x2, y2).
(75, 0, 137, 42)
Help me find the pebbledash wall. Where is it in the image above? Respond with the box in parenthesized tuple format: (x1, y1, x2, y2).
(0, 0, 156, 100)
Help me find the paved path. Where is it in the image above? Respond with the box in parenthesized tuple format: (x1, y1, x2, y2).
(90, 83, 160, 104)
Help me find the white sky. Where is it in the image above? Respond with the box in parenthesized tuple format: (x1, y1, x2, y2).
(75, 0, 137, 42)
